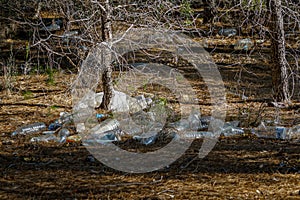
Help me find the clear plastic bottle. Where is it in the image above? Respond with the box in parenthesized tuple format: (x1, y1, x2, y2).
(218, 28, 237, 37)
(48, 112, 74, 131)
(133, 135, 157, 145)
(83, 129, 121, 145)
(11, 122, 46, 136)
(48, 120, 61, 131)
(57, 112, 73, 124)
(181, 131, 215, 139)
(252, 122, 287, 139)
(58, 128, 71, 143)
(221, 126, 244, 137)
(188, 108, 202, 131)
(30, 134, 58, 143)
(89, 119, 120, 135)
(221, 121, 244, 136)
(234, 38, 253, 51)
(287, 125, 300, 141)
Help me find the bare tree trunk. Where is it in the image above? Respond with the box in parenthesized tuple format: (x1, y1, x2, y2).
(269, 0, 289, 102)
(100, 0, 114, 110)
(202, 0, 217, 24)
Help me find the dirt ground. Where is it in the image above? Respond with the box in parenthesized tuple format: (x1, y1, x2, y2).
(0, 69, 299, 199)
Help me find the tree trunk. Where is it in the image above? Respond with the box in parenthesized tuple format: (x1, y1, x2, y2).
(269, 0, 289, 102)
(202, 0, 217, 24)
(100, 0, 114, 110)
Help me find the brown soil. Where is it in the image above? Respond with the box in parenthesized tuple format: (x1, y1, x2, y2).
(0, 70, 299, 199)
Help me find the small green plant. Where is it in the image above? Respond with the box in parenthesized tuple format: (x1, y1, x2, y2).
(158, 97, 167, 106)
(3, 44, 16, 92)
(46, 105, 59, 117)
(180, 0, 194, 19)
(22, 90, 33, 100)
(50, 105, 58, 110)
(46, 68, 56, 85)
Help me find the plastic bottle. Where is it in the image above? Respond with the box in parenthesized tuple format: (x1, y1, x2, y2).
(134, 95, 148, 110)
(83, 129, 121, 145)
(199, 116, 214, 129)
(58, 128, 71, 143)
(221, 126, 244, 137)
(168, 120, 190, 131)
(234, 38, 253, 51)
(42, 131, 56, 135)
(89, 118, 120, 135)
(218, 28, 237, 37)
(287, 125, 300, 141)
(41, 20, 61, 31)
(123, 126, 143, 135)
(181, 131, 215, 139)
(252, 122, 287, 139)
(48, 120, 61, 131)
(48, 112, 74, 131)
(11, 122, 47, 136)
(188, 108, 202, 131)
(133, 135, 157, 145)
(57, 112, 73, 124)
(30, 134, 58, 143)
(221, 121, 244, 136)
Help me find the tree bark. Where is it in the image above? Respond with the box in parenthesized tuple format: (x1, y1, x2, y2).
(100, 0, 114, 110)
(269, 0, 289, 102)
(202, 0, 217, 24)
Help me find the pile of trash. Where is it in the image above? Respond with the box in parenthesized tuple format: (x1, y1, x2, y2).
(10, 91, 300, 145)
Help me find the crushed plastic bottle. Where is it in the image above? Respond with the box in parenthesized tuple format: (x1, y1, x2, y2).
(199, 116, 213, 129)
(252, 121, 287, 139)
(49, 111, 106, 132)
(11, 122, 46, 136)
(62, 31, 78, 43)
(83, 129, 122, 145)
(30, 134, 58, 143)
(89, 118, 120, 135)
(221, 121, 244, 136)
(234, 38, 253, 51)
(57, 112, 73, 124)
(169, 119, 205, 132)
(169, 116, 212, 132)
(221, 126, 244, 137)
(169, 114, 209, 132)
(42, 131, 56, 135)
(123, 125, 143, 135)
(218, 28, 237, 37)
(181, 131, 216, 139)
(133, 134, 157, 145)
(181, 131, 215, 139)
(48, 112, 74, 131)
(188, 108, 202, 131)
(58, 128, 71, 143)
(286, 125, 300, 141)
(41, 20, 61, 31)
(134, 95, 148, 110)
(48, 120, 61, 131)
(168, 120, 189, 131)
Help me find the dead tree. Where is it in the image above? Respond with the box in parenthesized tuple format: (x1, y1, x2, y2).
(269, 0, 289, 102)
(100, 0, 113, 110)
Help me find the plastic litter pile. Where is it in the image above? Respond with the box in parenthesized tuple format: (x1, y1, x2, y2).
(10, 91, 300, 145)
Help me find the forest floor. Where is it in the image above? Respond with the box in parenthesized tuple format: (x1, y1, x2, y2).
(0, 64, 299, 199)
